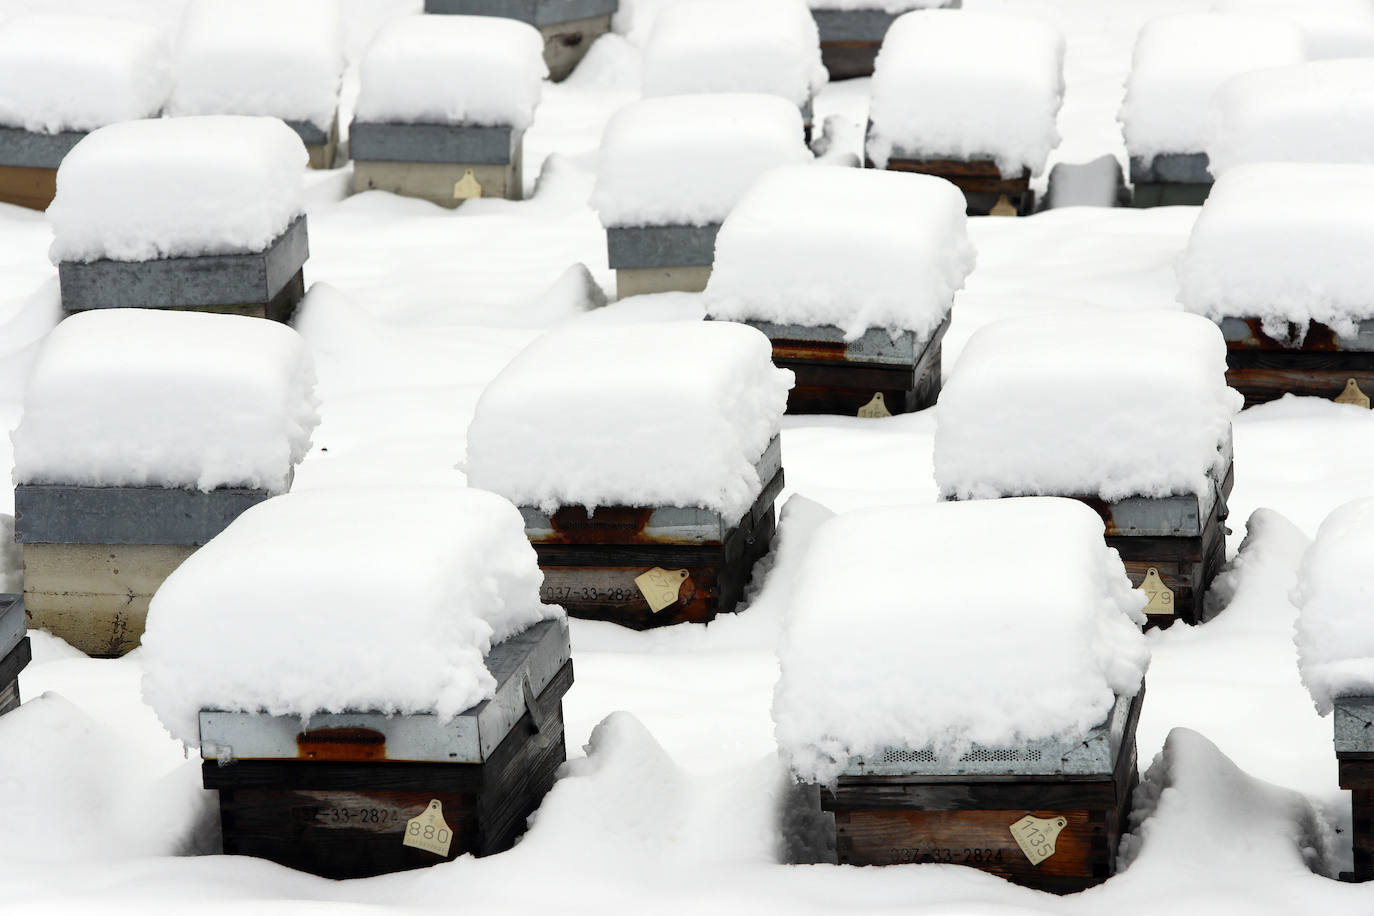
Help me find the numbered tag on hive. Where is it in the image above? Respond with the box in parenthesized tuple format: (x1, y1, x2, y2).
(1139, 567, 1174, 616)
(857, 392, 891, 419)
(1335, 378, 1371, 408)
(403, 799, 453, 858)
(452, 169, 483, 200)
(635, 567, 688, 613)
(1009, 814, 1066, 867)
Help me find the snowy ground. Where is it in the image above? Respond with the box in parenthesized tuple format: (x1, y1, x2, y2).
(3, 0, 1374, 912)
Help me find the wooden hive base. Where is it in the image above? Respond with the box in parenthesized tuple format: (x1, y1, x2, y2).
(881, 158, 1034, 217)
(781, 352, 941, 417)
(1131, 182, 1211, 208)
(1107, 492, 1228, 629)
(1222, 317, 1374, 408)
(205, 661, 572, 880)
(352, 158, 523, 207)
(813, 692, 1141, 895)
(1339, 757, 1374, 881)
(0, 636, 31, 716)
(0, 164, 57, 211)
(541, 14, 612, 81)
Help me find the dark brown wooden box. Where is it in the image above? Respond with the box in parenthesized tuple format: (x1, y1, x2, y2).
(878, 156, 1034, 217)
(811, 687, 1142, 895)
(524, 439, 783, 628)
(1335, 698, 1374, 882)
(1220, 317, 1374, 409)
(201, 621, 572, 879)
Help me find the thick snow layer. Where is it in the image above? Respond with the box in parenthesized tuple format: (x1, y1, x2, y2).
(352, 14, 546, 129)
(47, 116, 306, 264)
(1176, 163, 1374, 336)
(464, 321, 791, 516)
(166, 0, 344, 131)
(1294, 498, 1374, 715)
(1213, 0, 1374, 60)
(641, 0, 827, 110)
(867, 10, 1065, 176)
(935, 311, 1240, 502)
(703, 166, 974, 339)
(808, 0, 948, 10)
(12, 309, 317, 493)
(142, 486, 560, 745)
(590, 94, 811, 228)
(0, 14, 169, 134)
(774, 498, 1149, 784)
(1207, 60, 1374, 176)
(1120, 14, 1305, 161)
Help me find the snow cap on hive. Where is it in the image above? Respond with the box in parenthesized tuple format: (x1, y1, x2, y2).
(1295, 498, 1374, 715)
(703, 165, 975, 340)
(1212, 0, 1374, 60)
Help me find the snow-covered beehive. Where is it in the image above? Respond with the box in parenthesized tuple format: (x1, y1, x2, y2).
(1294, 498, 1374, 881)
(140, 486, 571, 879)
(704, 165, 974, 417)
(351, 15, 545, 207)
(465, 321, 791, 628)
(591, 94, 811, 299)
(11, 309, 318, 657)
(48, 116, 310, 321)
(807, 0, 960, 81)
(934, 311, 1240, 627)
(1120, 13, 1305, 207)
(0, 595, 28, 717)
(641, 0, 827, 140)
(867, 10, 1064, 216)
(1206, 60, 1374, 178)
(423, 0, 617, 82)
(167, 0, 345, 170)
(775, 498, 1149, 892)
(1211, 0, 1374, 60)
(0, 14, 169, 211)
(1177, 163, 1374, 407)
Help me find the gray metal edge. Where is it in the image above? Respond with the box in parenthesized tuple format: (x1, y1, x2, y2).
(58, 216, 309, 310)
(743, 313, 951, 367)
(1219, 316, 1374, 352)
(522, 434, 783, 541)
(199, 618, 571, 763)
(1102, 431, 1232, 537)
(1129, 152, 1211, 185)
(1336, 697, 1374, 753)
(0, 595, 24, 660)
(285, 119, 331, 148)
(424, 0, 617, 25)
(14, 484, 276, 546)
(350, 122, 519, 165)
(605, 223, 721, 270)
(844, 689, 1136, 777)
(0, 126, 86, 169)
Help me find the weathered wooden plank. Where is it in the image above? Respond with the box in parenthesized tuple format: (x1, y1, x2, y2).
(0, 164, 58, 211)
(882, 157, 1034, 215)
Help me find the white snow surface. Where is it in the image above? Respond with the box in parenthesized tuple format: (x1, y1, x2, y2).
(1120, 13, 1305, 161)
(141, 486, 560, 745)
(1212, 0, 1374, 59)
(1293, 498, 1374, 715)
(590, 94, 811, 228)
(640, 0, 827, 110)
(0, 14, 169, 134)
(352, 14, 546, 129)
(867, 10, 1065, 176)
(464, 321, 791, 516)
(1206, 60, 1374, 176)
(1176, 163, 1374, 336)
(47, 116, 306, 264)
(935, 311, 1240, 502)
(774, 498, 1149, 784)
(167, 0, 344, 131)
(703, 166, 974, 339)
(11, 309, 317, 492)
(808, 0, 949, 10)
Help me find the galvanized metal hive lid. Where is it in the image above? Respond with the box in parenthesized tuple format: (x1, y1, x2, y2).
(198, 618, 570, 765)
(1334, 697, 1374, 753)
(843, 689, 1139, 778)
(0, 126, 86, 169)
(0, 594, 24, 659)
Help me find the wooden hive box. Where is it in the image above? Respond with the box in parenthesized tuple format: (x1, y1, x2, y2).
(286, 117, 339, 171)
(1334, 697, 1374, 882)
(200, 619, 572, 879)
(523, 436, 782, 629)
(815, 685, 1143, 894)
(744, 315, 947, 417)
(1218, 317, 1374, 409)
(424, 0, 617, 81)
(876, 146, 1034, 217)
(351, 123, 524, 208)
(57, 216, 308, 322)
(14, 483, 276, 657)
(1130, 153, 1212, 208)
(607, 223, 719, 298)
(0, 594, 30, 716)
(0, 126, 84, 211)
(810, 1, 961, 81)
